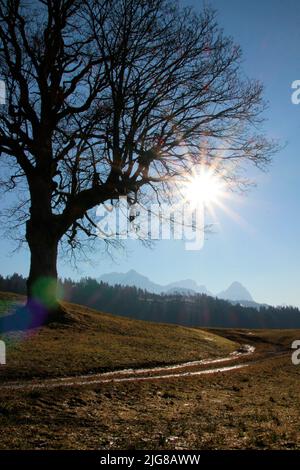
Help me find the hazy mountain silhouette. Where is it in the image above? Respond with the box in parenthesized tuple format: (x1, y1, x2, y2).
(99, 270, 212, 295)
(166, 279, 211, 295)
(99, 270, 163, 293)
(99, 271, 254, 301)
(217, 281, 253, 302)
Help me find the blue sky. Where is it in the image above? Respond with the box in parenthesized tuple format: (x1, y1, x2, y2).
(1, 0, 300, 307)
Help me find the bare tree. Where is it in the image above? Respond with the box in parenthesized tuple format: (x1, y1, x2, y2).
(0, 0, 276, 319)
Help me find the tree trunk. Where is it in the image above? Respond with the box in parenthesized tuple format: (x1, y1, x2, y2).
(25, 219, 64, 323)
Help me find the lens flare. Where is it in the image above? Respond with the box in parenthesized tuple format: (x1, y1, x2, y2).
(31, 277, 63, 310)
(182, 167, 225, 209)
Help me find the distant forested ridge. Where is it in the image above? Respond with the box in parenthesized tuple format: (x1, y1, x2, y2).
(0, 274, 299, 329)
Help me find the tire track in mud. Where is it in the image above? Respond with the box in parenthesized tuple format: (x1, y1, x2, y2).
(0, 346, 290, 391)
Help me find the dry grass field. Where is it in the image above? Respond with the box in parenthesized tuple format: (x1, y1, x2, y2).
(0, 292, 299, 450)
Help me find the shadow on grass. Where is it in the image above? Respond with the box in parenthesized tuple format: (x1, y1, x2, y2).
(0, 300, 71, 332)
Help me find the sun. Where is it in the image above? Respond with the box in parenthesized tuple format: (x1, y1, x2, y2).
(178, 165, 251, 232)
(183, 168, 224, 208)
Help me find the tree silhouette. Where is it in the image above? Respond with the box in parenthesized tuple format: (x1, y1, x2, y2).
(0, 0, 276, 319)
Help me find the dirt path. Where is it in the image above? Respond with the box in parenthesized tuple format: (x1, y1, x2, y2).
(0, 345, 291, 392)
(0, 345, 257, 391)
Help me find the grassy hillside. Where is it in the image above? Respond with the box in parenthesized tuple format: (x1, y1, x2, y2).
(1, 292, 300, 450)
(0, 334, 299, 450)
(0, 292, 237, 381)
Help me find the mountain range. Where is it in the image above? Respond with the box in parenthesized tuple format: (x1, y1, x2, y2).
(99, 269, 255, 303)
